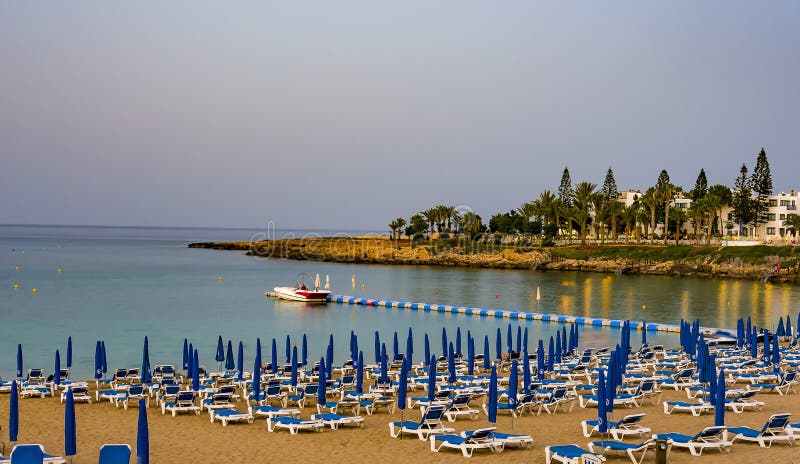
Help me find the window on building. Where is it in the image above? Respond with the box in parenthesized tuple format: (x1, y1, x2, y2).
(769, 199, 778, 207)
(767, 227, 776, 235)
(727, 212, 733, 221)
(767, 213, 776, 221)
(780, 214, 786, 220)
(780, 200, 790, 206)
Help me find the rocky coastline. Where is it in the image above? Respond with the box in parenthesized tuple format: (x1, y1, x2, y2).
(189, 237, 800, 283)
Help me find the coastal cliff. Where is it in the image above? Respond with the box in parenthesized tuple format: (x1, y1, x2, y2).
(189, 238, 800, 283)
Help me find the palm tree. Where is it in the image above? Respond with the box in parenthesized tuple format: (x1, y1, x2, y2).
(658, 183, 679, 244)
(669, 207, 687, 245)
(462, 212, 481, 239)
(443, 205, 456, 231)
(538, 190, 557, 226)
(591, 193, 606, 243)
(605, 200, 624, 241)
(574, 181, 597, 244)
(422, 209, 437, 236)
(688, 198, 709, 244)
(394, 217, 406, 239)
(783, 214, 800, 238)
(388, 219, 398, 239)
(636, 206, 650, 244)
(552, 198, 565, 238)
(621, 204, 639, 243)
(643, 187, 659, 242)
(517, 201, 538, 233)
(562, 205, 579, 242)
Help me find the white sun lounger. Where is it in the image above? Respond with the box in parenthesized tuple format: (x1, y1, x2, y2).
(210, 408, 254, 426)
(728, 413, 794, 447)
(588, 439, 661, 464)
(312, 413, 364, 430)
(430, 427, 501, 457)
(653, 426, 732, 456)
(581, 413, 651, 439)
(663, 400, 713, 416)
(545, 444, 606, 464)
(249, 405, 301, 419)
(461, 428, 533, 449)
(161, 391, 201, 416)
(267, 416, 325, 434)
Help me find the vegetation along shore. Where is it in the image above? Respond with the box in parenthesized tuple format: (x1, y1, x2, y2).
(189, 237, 800, 283)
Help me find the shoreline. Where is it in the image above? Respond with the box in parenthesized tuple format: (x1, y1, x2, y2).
(188, 238, 800, 284)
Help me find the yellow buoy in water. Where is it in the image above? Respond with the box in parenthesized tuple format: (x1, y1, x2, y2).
(15, 266, 19, 271)
(642, 304, 646, 310)
(32, 288, 37, 294)
(361, 284, 366, 289)
(217, 277, 223, 281)
(57, 268, 62, 273)
(13, 283, 19, 290)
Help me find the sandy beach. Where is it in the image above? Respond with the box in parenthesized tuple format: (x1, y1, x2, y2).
(2, 379, 799, 463)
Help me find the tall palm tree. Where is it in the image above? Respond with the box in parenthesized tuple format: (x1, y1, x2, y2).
(552, 198, 565, 238)
(538, 190, 557, 226)
(562, 205, 579, 241)
(643, 187, 659, 241)
(394, 217, 406, 239)
(422, 209, 437, 236)
(687, 198, 708, 244)
(462, 212, 481, 239)
(605, 200, 624, 241)
(443, 205, 456, 231)
(591, 193, 606, 243)
(783, 214, 800, 238)
(574, 181, 597, 244)
(658, 183, 679, 244)
(388, 219, 399, 239)
(621, 204, 639, 243)
(636, 207, 650, 244)
(517, 201, 538, 231)
(669, 207, 687, 245)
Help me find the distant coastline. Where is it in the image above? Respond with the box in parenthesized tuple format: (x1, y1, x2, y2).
(189, 237, 799, 284)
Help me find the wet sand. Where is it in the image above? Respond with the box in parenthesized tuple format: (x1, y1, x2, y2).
(1, 383, 798, 463)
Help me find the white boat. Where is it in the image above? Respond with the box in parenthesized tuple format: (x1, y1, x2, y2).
(267, 273, 330, 303)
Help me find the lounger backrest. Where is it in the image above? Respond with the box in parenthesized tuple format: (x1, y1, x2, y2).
(784, 371, 796, 383)
(763, 414, 791, 433)
(468, 427, 496, 441)
(219, 385, 236, 395)
(695, 426, 725, 441)
(113, 369, 126, 379)
(98, 444, 131, 464)
(213, 393, 232, 404)
(176, 391, 195, 403)
(72, 386, 88, 395)
(128, 386, 144, 395)
(551, 387, 567, 401)
(422, 405, 446, 422)
(10, 444, 45, 463)
(619, 414, 644, 425)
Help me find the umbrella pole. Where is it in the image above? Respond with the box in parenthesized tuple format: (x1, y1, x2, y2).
(400, 409, 403, 441)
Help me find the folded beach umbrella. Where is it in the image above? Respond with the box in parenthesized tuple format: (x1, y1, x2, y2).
(522, 351, 531, 394)
(424, 334, 431, 367)
(750, 328, 758, 359)
(427, 356, 437, 402)
(487, 365, 497, 424)
(352, 334, 359, 363)
(547, 337, 554, 372)
(736, 318, 744, 348)
(225, 341, 235, 371)
(507, 324, 513, 353)
(318, 358, 326, 406)
(467, 336, 475, 376)
(777, 317, 786, 338)
(271, 339, 278, 374)
(215, 336, 225, 365)
(516, 326, 522, 354)
(300, 335, 306, 367)
(715, 368, 725, 427)
(191, 350, 200, 391)
(65, 387, 76, 459)
(397, 361, 408, 413)
(537, 340, 545, 380)
(54, 350, 61, 386)
(356, 351, 364, 394)
(326, 335, 334, 378)
(182, 339, 189, 371)
(708, 354, 717, 405)
(606, 355, 617, 414)
(405, 331, 413, 367)
(252, 356, 261, 403)
(17, 343, 23, 378)
(380, 344, 388, 384)
(67, 336, 73, 369)
(455, 327, 462, 357)
(291, 346, 298, 388)
(561, 326, 568, 355)
(772, 333, 781, 373)
(141, 337, 151, 384)
(641, 322, 647, 346)
(137, 398, 149, 464)
(597, 369, 607, 434)
(187, 344, 194, 380)
(523, 327, 529, 353)
(285, 335, 291, 364)
(496, 328, 502, 359)
(374, 331, 381, 364)
(447, 343, 456, 384)
(237, 341, 244, 382)
(763, 331, 771, 363)
(94, 341, 103, 380)
(10, 380, 19, 441)
(746, 317, 752, 341)
(508, 360, 518, 409)
(786, 316, 793, 338)
(574, 325, 580, 352)
(555, 333, 562, 365)
(442, 328, 448, 358)
(483, 336, 491, 371)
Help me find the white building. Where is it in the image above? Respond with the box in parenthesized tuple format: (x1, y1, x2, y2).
(721, 189, 799, 240)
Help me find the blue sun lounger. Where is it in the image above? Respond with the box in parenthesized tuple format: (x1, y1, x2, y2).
(249, 405, 301, 419)
(653, 426, 732, 456)
(311, 413, 365, 430)
(461, 429, 533, 449)
(430, 427, 501, 457)
(6, 444, 66, 464)
(266, 416, 324, 434)
(389, 404, 455, 440)
(588, 439, 661, 464)
(544, 444, 606, 464)
(728, 413, 794, 447)
(210, 408, 254, 426)
(581, 413, 651, 439)
(98, 444, 131, 464)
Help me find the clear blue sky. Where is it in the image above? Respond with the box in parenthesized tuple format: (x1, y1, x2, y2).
(1, 1, 798, 230)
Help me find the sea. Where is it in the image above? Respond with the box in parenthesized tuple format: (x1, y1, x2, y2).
(1, 224, 797, 379)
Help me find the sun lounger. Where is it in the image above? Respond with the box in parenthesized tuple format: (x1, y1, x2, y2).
(659, 368, 698, 390)
(581, 413, 651, 439)
(430, 427, 501, 457)
(210, 408, 254, 426)
(537, 387, 575, 415)
(360, 396, 395, 415)
(97, 444, 131, 464)
(545, 444, 606, 464)
(728, 413, 794, 447)
(116, 385, 148, 410)
(388, 405, 456, 440)
(653, 426, 732, 456)
(266, 416, 324, 434)
(724, 391, 765, 413)
(59, 385, 91, 403)
(18, 383, 53, 399)
(444, 392, 479, 422)
(746, 371, 797, 395)
(663, 400, 713, 416)
(249, 405, 301, 419)
(161, 391, 201, 416)
(461, 429, 533, 449)
(588, 439, 660, 464)
(311, 413, 364, 430)
(7, 444, 66, 464)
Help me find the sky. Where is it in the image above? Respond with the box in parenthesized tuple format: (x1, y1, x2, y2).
(1, 1, 798, 230)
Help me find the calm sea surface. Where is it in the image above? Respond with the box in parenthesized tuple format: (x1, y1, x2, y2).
(1, 225, 797, 379)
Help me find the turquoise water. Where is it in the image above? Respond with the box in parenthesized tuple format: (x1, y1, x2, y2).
(2, 225, 798, 379)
